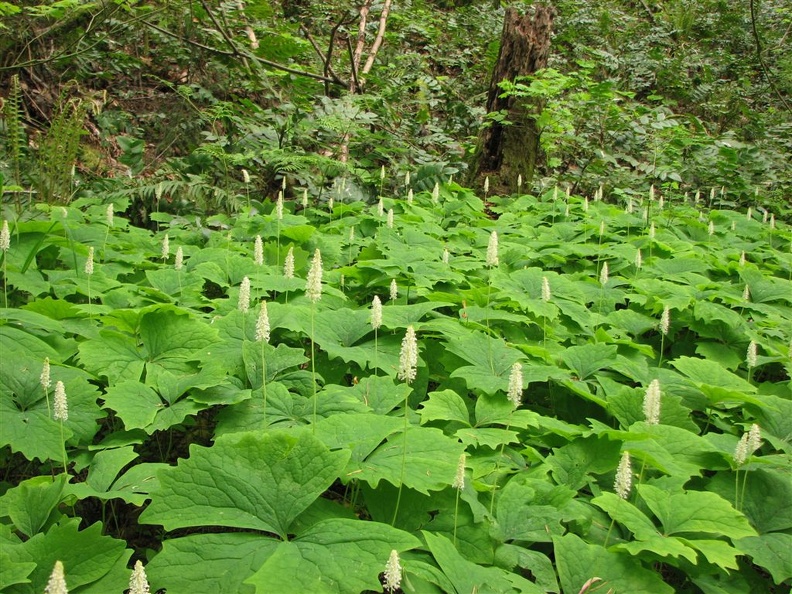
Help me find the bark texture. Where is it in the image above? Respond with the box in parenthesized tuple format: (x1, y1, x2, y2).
(470, 5, 555, 196)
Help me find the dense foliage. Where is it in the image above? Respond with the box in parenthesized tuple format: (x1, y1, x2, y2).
(2, 183, 791, 592)
(0, 1, 790, 593)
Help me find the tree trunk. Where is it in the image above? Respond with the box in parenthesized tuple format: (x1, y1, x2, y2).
(470, 5, 555, 196)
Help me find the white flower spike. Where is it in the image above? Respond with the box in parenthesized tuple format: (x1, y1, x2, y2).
(45, 560, 68, 594)
(397, 326, 418, 384)
(384, 550, 402, 593)
(305, 249, 323, 303)
(128, 560, 151, 594)
(54, 380, 68, 422)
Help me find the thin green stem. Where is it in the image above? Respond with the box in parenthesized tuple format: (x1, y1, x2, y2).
(59, 420, 68, 475)
(311, 303, 317, 432)
(489, 411, 513, 516)
(603, 518, 616, 548)
(453, 489, 461, 546)
(391, 388, 410, 526)
(261, 341, 268, 427)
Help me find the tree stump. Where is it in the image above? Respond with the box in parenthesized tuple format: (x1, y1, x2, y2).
(470, 5, 555, 196)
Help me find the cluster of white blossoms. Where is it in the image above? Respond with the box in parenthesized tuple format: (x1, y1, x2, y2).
(541, 276, 551, 302)
(174, 246, 184, 271)
(384, 550, 402, 593)
(53, 380, 68, 422)
(397, 326, 418, 384)
(371, 295, 382, 331)
(254, 235, 264, 266)
(284, 246, 295, 279)
(599, 261, 609, 286)
(305, 249, 323, 303)
(161, 234, 169, 260)
(390, 279, 398, 301)
(746, 340, 758, 368)
(659, 306, 671, 336)
(0, 220, 9, 252)
(614, 451, 632, 499)
(642, 379, 661, 425)
(84, 247, 94, 276)
(238, 276, 251, 313)
(486, 231, 499, 267)
(507, 362, 523, 408)
(734, 424, 762, 466)
(452, 453, 467, 491)
(255, 301, 270, 343)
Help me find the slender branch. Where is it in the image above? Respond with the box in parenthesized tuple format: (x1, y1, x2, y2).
(749, 0, 791, 111)
(353, 0, 373, 80)
(345, 33, 361, 94)
(199, 0, 252, 71)
(361, 0, 392, 76)
(300, 25, 344, 93)
(141, 19, 345, 85)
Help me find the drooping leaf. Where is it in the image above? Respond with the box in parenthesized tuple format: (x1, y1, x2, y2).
(146, 533, 278, 594)
(637, 484, 757, 539)
(2, 519, 129, 593)
(736, 533, 792, 584)
(354, 426, 463, 494)
(553, 533, 674, 594)
(419, 389, 471, 426)
(1, 475, 66, 538)
(245, 519, 421, 594)
(560, 343, 618, 380)
(423, 531, 544, 594)
(139, 430, 350, 539)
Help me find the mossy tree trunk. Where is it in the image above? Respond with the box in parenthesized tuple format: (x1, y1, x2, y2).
(470, 5, 555, 196)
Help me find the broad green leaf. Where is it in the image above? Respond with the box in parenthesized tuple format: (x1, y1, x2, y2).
(591, 492, 659, 541)
(737, 533, 792, 584)
(677, 538, 740, 570)
(0, 326, 58, 362)
(314, 412, 402, 467)
(140, 306, 219, 373)
(671, 356, 756, 394)
(242, 341, 309, 388)
(616, 536, 698, 564)
(419, 389, 471, 426)
(546, 435, 622, 490)
(146, 533, 278, 594)
(423, 531, 544, 594)
(553, 533, 674, 594)
(446, 330, 523, 395)
(560, 343, 618, 380)
(495, 477, 579, 543)
(214, 382, 299, 435)
(496, 484, 564, 543)
(623, 423, 722, 477)
(2, 519, 129, 593)
(0, 548, 35, 591)
(693, 300, 747, 330)
(455, 427, 519, 448)
(1, 475, 66, 538)
(705, 468, 792, 533)
(638, 484, 757, 539)
(102, 381, 162, 430)
(494, 545, 559, 593)
(140, 430, 350, 539)
(245, 519, 421, 594)
(84, 446, 139, 493)
(78, 329, 144, 382)
(354, 426, 463, 494)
